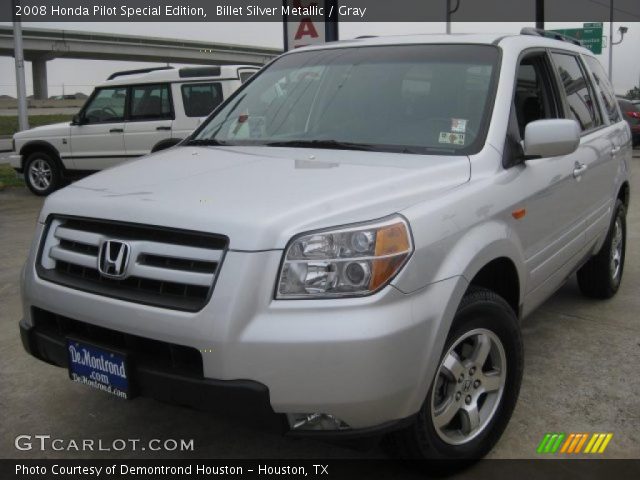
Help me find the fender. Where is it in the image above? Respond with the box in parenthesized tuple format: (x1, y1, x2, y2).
(393, 218, 526, 306)
(19, 140, 63, 170)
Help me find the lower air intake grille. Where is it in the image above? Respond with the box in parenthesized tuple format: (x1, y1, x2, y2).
(32, 307, 203, 377)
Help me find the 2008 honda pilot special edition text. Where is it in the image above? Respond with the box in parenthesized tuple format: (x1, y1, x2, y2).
(19, 30, 631, 459)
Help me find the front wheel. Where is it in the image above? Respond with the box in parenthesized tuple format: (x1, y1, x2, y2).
(386, 287, 523, 459)
(24, 152, 62, 196)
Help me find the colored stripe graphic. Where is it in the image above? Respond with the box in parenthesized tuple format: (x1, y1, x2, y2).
(537, 433, 565, 453)
(539, 433, 613, 454)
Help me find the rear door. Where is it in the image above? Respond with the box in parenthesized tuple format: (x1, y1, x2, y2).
(123, 83, 173, 157)
(549, 52, 619, 248)
(68, 86, 127, 170)
(582, 56, 629, 243)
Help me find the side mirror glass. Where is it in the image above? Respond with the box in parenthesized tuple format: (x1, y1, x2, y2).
(523, 119, 580, 158)
(71, 114, 83, 126)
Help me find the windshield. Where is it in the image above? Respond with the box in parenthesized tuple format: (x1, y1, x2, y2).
(192, 44, 499, 154)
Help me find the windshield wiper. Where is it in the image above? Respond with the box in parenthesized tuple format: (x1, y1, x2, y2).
(183, 138, 227, 146)
(265, 139, 378, 151)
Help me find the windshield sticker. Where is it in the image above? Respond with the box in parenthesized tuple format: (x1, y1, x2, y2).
(451, 118, 468, 133)
(439, 132, 466, 145)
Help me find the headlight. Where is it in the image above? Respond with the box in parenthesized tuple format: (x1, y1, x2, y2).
(277, 216, 413, 299)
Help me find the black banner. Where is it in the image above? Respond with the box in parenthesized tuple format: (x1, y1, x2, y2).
(1, 0, 640, 22)
(4, 459, 640, 480)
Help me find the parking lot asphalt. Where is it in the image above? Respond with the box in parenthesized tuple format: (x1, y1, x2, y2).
(1, 152, 639, 460)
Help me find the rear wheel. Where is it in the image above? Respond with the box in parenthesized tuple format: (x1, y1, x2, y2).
(577, 200, 626, 299)
(386, 287, 523, 459)
(24, 151, 62, 196)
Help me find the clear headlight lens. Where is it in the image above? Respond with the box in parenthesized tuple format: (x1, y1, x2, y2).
(277, 216, 413, 299)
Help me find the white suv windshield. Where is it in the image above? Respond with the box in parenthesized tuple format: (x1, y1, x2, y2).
(192, 45, 499, 154)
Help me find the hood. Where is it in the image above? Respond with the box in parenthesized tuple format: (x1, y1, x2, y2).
(40, 146, 470, 250)
(14, 122, 71, 139)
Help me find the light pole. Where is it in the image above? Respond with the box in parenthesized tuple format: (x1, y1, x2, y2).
(446, 0, 460, 34)
(13, 0, 29, 131)
(609, 24, 628, 84)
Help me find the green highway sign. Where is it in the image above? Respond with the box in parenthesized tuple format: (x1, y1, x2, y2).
(550, 23, 603, 55)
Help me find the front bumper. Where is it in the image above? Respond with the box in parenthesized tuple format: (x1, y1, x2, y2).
(21, 222, 467, 431)
(8, 153, 22, 171)
(19, 317, 285, 432)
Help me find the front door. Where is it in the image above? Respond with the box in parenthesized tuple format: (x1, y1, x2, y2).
(69, 87, 127, 170)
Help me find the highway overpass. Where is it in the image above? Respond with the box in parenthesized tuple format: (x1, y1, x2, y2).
(0, 26, 281, 99)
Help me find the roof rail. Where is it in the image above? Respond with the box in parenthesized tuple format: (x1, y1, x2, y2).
(107, 66, 174, 80)
(356, 35, 377, 39)
(520, 27, 583, 46)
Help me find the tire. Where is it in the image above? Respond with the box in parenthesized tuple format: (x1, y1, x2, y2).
(385, 287, 523, 460)
(577, 200, 626, 299)
(24, 151, 62, 196)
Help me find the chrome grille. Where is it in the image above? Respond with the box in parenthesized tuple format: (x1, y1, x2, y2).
(37, 216, 228, 311)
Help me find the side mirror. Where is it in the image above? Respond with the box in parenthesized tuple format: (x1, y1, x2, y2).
(71, 114, 83, 126)
(523, 119, 580, 158)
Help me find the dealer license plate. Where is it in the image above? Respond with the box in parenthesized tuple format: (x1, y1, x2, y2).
(66, 338, 130, 399)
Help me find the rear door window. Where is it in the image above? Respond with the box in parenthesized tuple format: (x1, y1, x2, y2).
(181, 83, 223, 117)
(583, 56, 621, 124)
(551, 52, 602, 132)
(129, 84, 172, 120)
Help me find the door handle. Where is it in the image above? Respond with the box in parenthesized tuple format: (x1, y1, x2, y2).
(573, 161, 588, 178)
(156, 126, 171, 131)
(611, 145, 621, 155)
(109, 128, 123, 133)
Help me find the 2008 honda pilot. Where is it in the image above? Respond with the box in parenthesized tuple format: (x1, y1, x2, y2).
(19, 30, 631, 459)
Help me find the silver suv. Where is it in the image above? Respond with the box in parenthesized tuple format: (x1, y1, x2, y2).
(19, 30, 631, 459)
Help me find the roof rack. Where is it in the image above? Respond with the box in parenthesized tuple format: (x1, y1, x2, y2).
(520, 27, 583, 46)
(356, 35, 377, 39)
(107, 66, 174, 80)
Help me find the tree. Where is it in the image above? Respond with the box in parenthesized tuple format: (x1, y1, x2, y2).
(624, 86, 640, 100)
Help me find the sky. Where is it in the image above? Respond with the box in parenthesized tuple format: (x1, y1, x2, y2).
(0, 21, 639, 97)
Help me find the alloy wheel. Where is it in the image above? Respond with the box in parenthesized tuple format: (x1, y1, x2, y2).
(28, 159, 53, 192)
(430, 328, 507, 445)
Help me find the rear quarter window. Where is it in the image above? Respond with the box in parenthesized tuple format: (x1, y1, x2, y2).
(181, 83, 223, 117)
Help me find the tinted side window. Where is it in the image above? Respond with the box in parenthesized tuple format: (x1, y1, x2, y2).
(181, 83, 223, 117)
(514, 55, 560, 137)
(129, 84, 172, 120)
(239, 71, 255, 83)
(551, 53, 602, 131)
(83, 87, 126, 124)
(584, 56, 621, 123)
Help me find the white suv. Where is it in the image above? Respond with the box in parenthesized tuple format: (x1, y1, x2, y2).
(10, 65, 259, 195)
(19, 31, 631, 459)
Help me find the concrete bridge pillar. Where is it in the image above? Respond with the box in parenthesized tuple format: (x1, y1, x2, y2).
(32, 58, 48, 100)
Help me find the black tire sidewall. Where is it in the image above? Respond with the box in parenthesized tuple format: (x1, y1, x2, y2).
(25, 152, 60, 196)
(608, 201, 626, 291)
(413, 290, 523, 459)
